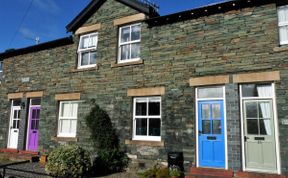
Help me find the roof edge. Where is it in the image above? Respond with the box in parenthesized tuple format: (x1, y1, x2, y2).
(66, 0, 159, 33)
(0, 36, 73, 59)
(146, 0, 276, 27)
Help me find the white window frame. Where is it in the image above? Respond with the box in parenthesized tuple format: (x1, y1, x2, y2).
(278, 5, 288, 45)
(57, 101, 79, 137)
(133, 97, 161, 141)
(118, 23, 141, 63)
(77, 32, 98, 69)
(239, 83, 281, 174)
(0, 61, 3, 73)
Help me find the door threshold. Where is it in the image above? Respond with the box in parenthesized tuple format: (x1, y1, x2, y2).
(236, 170, 284, 178)
(197, 166, 226, 170)
(244, 168, 278, 174)
(190, 167, 233, 178)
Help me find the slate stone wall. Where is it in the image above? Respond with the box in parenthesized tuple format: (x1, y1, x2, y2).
(225, 84, 241, 171)
(0, 71, 8, 148)
(0, 1, 287, 175)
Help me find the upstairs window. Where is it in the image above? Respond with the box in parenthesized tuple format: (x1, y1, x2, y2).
(0, 61, 3, 73)
(118, 23, 141, 63)
(278, 5, 288, 45)
(77, 33, 98, 69)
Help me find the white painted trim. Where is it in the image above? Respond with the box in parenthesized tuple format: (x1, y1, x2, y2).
(197, 97, 225, 101)
(25, 100, 32, 151)
(118, 23, 141, 63)
(223, 86, 228, 170)
(132, 97, 162, 141)
(7, 100, 14, 149)
(195, 86, 228, 169)
(272, 83, 281, 174)
(240, 85, 246, 172)
(77, 32, 98, 69)
(195, 88, 199, 168)
(278, 5, 288, 45)
(240, 83, 281, 174)
(7, 102, 21, 149)
(57, 101, 79, 138)
(0, 61, 3, 73)
(77, 64, 97, 69)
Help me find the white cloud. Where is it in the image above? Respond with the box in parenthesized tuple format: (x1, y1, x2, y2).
(19, 27, 36, 39)
(33, 0, 61, 14)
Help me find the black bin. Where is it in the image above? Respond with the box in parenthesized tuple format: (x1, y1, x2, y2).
(168, 152, 184, 171)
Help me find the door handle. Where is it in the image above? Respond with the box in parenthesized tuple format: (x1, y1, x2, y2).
(198, 131, 202, 135)
(244, 136, 249, 142)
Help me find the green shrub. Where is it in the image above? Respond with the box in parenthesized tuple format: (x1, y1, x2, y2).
(85, 101, 129, 175)
(85, 101, 119, 150)
(45, 145, 91, 178)
(156, 167, 169, 178)
(138, 164, 169, 178)
(93, 149, 129, 174)
(169, 165, 181, 177)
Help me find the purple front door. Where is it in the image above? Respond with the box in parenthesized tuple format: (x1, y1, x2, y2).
(27, 106, 40, 151)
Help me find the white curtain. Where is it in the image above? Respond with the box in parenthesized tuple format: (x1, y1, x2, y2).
(257, 85, 272, 135)
(81, 36, 90, 49)
(278, 6, 288, 44)
(90, 34, 97, 47)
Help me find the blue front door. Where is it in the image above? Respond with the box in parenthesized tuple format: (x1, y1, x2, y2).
(198, 100, 225, 168)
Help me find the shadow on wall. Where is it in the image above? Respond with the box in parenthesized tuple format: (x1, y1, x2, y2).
(84, 99, 129, 176)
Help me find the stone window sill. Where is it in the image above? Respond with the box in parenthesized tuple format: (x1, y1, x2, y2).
(125, 139, 164, 147)
(111, 59, 143, 68)
(69, 66, 98, 73)
(51, 137, 78, 142)
(273, 46, 288, 52)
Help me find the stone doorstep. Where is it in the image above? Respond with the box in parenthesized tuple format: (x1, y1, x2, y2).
(187, 167, 234, 178)
(186, 175, 226, 178)
(235, 171, 287, 178)
(18, 150, 38, 155)
(185, 167, 287, 178)
(0, 148, 19, 153)
(0, 149, 39, 162)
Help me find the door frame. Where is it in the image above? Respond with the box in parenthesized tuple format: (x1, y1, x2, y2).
(195, 86, 228, 169)
(7, 100, 21, 149)
(240, 83, 281, 174)
(25, 99, 41, 151)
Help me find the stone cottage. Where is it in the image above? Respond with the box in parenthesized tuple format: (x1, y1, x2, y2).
(0, 0, 287, 176)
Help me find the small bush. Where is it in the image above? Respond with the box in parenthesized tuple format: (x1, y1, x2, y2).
(85, 101, 129, 176)
(169, 165, 181, 177)
(93, 149, 129, 174)
(45, 145, 91, 178)
(138, 164, 169, 178)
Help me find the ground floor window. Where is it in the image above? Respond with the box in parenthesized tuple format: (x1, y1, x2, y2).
(133, 97, 161, 141)
(58, 101, 78, 137)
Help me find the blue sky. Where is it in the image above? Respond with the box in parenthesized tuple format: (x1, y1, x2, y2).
(0, 0, 228, 52)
